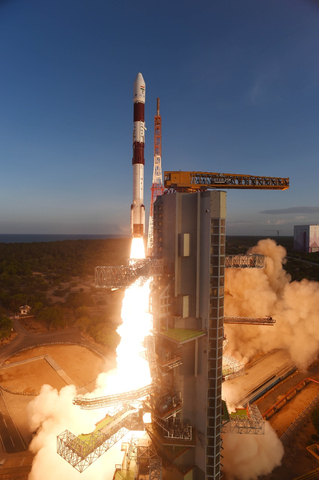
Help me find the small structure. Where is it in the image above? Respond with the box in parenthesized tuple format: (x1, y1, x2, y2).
(294, 225, 319, 253)
(19, 305, 31, 316)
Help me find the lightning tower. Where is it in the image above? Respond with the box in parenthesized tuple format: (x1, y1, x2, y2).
(147, 98, 164, 257)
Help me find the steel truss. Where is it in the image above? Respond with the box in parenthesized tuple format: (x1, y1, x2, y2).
(225, 254, 266, 269)
(137, 441, 162, 480)
(222, 355, 245, 381)
(158, 354, 183, 375)
(95, 259, 163, 289)
(164, 171, 289, 191)
(73, 384, 153, 410)
(224, 316, 276, 326)
(221, 404, 265, 435)
(57, 427, 129, 473)
(57, 405, 143, 472)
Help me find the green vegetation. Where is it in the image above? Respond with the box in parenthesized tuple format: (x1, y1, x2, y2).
(0, 238, 130, 279)
(0, 238, 131, 349)
(0, 314, 13, 339)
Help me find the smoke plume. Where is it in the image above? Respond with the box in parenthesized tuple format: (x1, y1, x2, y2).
(222, 422, 284, 480)
(225, 238, 319, 369)
(27, 384, 123, 480)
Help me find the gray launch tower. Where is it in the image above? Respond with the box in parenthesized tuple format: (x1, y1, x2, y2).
(148, 190, 226, 479)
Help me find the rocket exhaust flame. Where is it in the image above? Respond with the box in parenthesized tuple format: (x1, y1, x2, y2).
(130, 237, 145, 259)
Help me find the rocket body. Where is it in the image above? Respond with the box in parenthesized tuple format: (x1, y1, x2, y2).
(131, 73, 146, 237)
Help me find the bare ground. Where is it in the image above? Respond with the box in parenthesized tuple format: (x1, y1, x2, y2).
(0, 344, 112, 466)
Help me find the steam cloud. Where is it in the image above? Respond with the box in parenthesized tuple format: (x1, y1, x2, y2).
(27, 384, 123, 480)
(222, 422, 284, 480)
(225, 238, 319, 369)
(222, 238, 319, 480)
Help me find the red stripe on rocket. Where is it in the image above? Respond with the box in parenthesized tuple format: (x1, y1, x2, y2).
(131, 73, 146, 237)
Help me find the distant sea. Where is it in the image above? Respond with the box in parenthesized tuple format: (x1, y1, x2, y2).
(0, 234, 129, 244)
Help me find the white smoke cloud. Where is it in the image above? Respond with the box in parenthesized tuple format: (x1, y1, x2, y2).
(222, 422, 284, 480)
(27, 384, 122, 480)
(225, 238, 319, 369)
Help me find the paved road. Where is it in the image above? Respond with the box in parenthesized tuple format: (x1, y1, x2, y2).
(0, 391, 26, 453)
(0, 319, 107, 363)
(0, 319, 109, 453)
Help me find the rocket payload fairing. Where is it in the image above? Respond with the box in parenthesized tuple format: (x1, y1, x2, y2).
(131, 73, 146, 237)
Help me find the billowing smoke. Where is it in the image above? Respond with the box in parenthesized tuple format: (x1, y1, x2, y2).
(27, 384, 123, 480)
(225, 238, 319, 369)
(222, 422, 284, 480)
(222, 238, 319, 480)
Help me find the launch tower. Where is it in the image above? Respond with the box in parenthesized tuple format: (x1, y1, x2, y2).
(147, 98, 164, 257)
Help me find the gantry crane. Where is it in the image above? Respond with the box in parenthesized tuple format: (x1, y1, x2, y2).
(164, 171, 289, 192)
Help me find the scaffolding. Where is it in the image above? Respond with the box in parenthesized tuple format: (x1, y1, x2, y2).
(95, 254, 265, 289)
(95, 259, 163, 289)
(221, 404, 265, 435)
(73, 384, 153, 410)
(222, 355, 245, 380)
(115, 435, 162, 480)
(158, 354, 183, 375)
(224, 316, 276, 326)
(137, 438, 163, 480)
(58, 427, 130, 473)
(57, 406, 139, 472)
(225, 254, 266, 269)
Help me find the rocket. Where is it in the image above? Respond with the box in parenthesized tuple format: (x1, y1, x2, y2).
(131, 73, 146, 237)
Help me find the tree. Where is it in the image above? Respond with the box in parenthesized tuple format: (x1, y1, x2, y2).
(75, 306, 91, 319)
(66, 292, 94, 308)
(38, 306, 65, 330)
(32, 302, 44, 315)
(0, 315, 13, 339)
(75, 316, 91, 333)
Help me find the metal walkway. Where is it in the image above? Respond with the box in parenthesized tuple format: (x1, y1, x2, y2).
(73, 384, 153, 410)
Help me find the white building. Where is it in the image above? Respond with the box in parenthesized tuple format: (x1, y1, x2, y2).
(19, 305, 31, 315)
(294, 225, 319, 253)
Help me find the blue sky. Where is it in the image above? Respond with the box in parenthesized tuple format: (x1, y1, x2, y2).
(0, 0, 318, 236)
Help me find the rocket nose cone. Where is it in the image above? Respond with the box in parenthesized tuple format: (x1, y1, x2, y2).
(134, 72, 145, 84)
(133, 73, 145, 103)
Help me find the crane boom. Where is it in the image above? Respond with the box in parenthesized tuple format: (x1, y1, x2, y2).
(164, 171, 289, 192)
